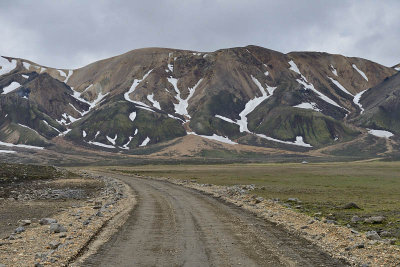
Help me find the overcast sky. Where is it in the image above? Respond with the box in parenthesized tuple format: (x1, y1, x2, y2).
(0, 0, 399, 69)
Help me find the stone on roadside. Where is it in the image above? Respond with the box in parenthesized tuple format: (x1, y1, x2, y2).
(379, 231, 392, 237)
(366, 231, 381, 240)
(364, 216, 385, 224)
(351, 215, 362, 223)
(48, 240, 60, 249)
(287, 198, 301, 203)
(39, 218, 57, 225)
(49, 223, 67, 234)
(14, 226, 25, 234)
(18, 219, 31, 226)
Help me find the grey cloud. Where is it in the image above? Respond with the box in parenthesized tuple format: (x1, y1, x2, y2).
(0, 0, 399, 68)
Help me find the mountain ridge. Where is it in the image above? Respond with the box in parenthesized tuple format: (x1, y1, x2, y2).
(0, 45, 398, 157)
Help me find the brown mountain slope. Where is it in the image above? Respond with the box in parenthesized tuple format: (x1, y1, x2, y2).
(0, 46, 397, 153)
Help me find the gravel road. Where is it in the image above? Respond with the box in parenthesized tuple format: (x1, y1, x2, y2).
(83, 174, 347, 266)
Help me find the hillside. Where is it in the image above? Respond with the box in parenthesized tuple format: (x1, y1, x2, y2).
(0, 46, 398, 157)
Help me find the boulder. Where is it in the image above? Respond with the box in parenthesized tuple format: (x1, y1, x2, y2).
(48, 240, 60, 249)
(366, 231, 381, 240)
(14, 226, 25, 234)
(351, 215, 362, 223)
(18, 220, 31, 226)
(364, 216, 385, 224)
(49, 223, 67, 233)
(39, 218, 57, 225)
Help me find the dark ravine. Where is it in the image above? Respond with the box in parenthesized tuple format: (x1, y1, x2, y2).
(82, 173, 347, 267)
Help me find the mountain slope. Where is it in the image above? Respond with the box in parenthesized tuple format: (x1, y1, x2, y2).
(0, 46, 397, 153)
(356, 72, 400, 134)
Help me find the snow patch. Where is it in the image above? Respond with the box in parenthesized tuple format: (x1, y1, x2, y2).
(139, 137, 150, 147)
(215, 115, 236, 124)
(71, 88, 109, 116)
(134, 129, 138, 135)
(368, 129, 393, 139)
(257, 134, 312, 147)
(0, 141, 44, 150)
(330, 65, 338, 76)
(82, 130, 87, 137)
(95, 131, 100, 138)
(395, 67, 400, 71)
(288, 60, 301, 75)
(168, 77, 203, 118)
(289, 60, 342, 108)
(1, 82, 20, 94)
(124, 69, 153, 104)
(63, 70, 73, 83)
(88, 141, 115, 149)
(121, 136, 133, 150)
(187, 132, 237, 145)
(353, 89, 368, 114)
(129, 112, 137, 122)
(22, 74, 29, 79)
(106, 134, 117, 145)
(22, 62, 31, 70)
(237, 76, 276, 132)
(147, 93, 161, 109)
(42, 120, 60, 133)
(137, 106, 155, 113)
(168, 114, 185, 122)
(263, 64, 269, 76)
(0, 57, 17, 76)
(327, 77, 353, 95)
(294, 102, 321, 112)
(57, 70, 67, 78)
(0, 150, 16, 153)
(352, 64, 368, 81)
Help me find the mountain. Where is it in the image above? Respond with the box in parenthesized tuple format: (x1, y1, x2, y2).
(0, 45, 398, 157)
(356, 72, 400, 134)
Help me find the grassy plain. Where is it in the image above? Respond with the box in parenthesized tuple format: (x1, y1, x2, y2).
(111, 160, 400, 239)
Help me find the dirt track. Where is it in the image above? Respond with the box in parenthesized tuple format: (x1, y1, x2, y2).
(83, 174, 347, 266)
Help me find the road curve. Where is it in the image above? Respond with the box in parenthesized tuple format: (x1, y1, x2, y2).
(83, 173, 347, 267)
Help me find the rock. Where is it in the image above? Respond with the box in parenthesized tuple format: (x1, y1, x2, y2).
(0, 263, 6, 267)
(308, 219, 315, 224)
(35, 252, 48, 260)
(8, 234, 16, 240)
(39, 218, 57, 225)
(354, 243, 365, 249)
(287, 198, 300, 203)
(95, 211, 104, 217)
(58, 233, 67, 238)
(351, 229, 360, 235)
(254, 197, 264, 204)
(324, 219, 337, 225)
(48, 240, 60, 249)
(379, 230, 392, 237)
(83, 220, 90, 225)
(341, 202, 361, 209)
(18, 219, 31, 226)
(14, 226, 25, 234)
(300, 225, 309, 229)
(49, 223, 67, 233)
(366, 231, 381, 240)
(364, 216, 385, 224)
(351, 215, 362, 223)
